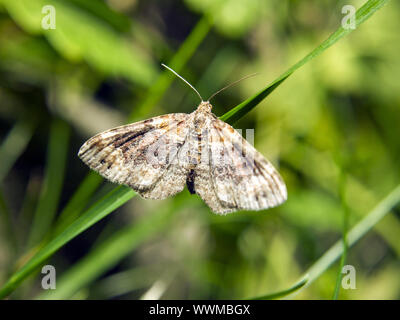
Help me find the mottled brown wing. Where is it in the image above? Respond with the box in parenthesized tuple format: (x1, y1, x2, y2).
(78, 113, 192, 199)
(194, 116, 287, 214)
(188, 115, 232, 214)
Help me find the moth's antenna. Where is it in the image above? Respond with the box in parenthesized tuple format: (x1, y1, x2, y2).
(207, 73, 259, 102)
(161, 63, 203, 102)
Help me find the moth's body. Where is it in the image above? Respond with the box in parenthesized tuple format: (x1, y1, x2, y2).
(78, 100, 287, 214)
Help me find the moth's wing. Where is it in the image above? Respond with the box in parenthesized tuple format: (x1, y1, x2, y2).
(194, 115, 287, 214)
(137, 116, 193, 200)
(214, 117, 287, 212)
(78, 113, 191, 199)
(190, 117, 233, 214)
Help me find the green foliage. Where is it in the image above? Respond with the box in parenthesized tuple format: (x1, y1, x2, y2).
(185, 0, 263, 37)
(0, 118, 36, 183)
(0, 186, 134, 298)
(1, 0, 156, 85)
(0, 0, 398, 300)
(28, 119, 70, 247)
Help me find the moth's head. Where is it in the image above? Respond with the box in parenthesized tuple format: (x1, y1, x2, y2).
(198, 101, 212, 113)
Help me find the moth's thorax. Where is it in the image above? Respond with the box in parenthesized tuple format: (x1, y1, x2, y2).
(196, 101, 212, 114)
(192, 101, 213, 131)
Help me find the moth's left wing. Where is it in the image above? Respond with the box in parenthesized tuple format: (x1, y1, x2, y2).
(194, 116, 287, 214)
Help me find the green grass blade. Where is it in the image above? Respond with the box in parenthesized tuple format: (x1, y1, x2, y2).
(220, 76, 288, 124)
(0, 186, 135, 299)
(332, 172, 349, 300)
(0, 118, 36, 183)
(286, 142, 400, 255)
(90, 268, 155, 298)
(0, 119, 36, 254)
(0, 188, 18, 257)
(220, 0, 389, 125)
(129, 15, 213, 121)
(249, 276, 308, 300)
(13, 172, 104, 275)
(292, 183, 400, 298)
(38, 205, 177, 299)
(51, 171, 103, 237)
(27, 119, 70, 248)
(66, 0, 132, 32)
(249, 183, 400, 300)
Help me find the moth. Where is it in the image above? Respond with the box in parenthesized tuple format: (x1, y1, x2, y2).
(78, 65, 287, 214)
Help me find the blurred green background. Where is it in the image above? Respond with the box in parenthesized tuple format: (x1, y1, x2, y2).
(0, 0, 399, 299)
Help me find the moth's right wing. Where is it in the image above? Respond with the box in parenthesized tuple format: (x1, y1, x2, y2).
(78, 113, 191, 198)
